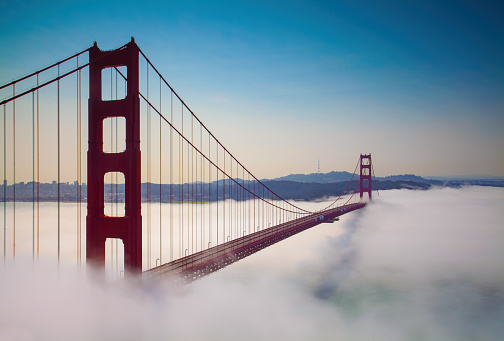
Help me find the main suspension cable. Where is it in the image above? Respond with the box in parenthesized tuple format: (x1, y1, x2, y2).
(0, 46, 92, 91)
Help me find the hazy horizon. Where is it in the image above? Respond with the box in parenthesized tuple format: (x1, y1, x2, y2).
(2, 170, 503, 187)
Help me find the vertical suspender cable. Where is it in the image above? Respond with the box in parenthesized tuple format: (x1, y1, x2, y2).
(371, 163, 379, 197)
(200, 124, 203, 250)
(147, 63, 151, 269)
(110, 68, 113, 218)
(201, 127, 205, 250)
(76, 63, 81, 267)
(230, 157, 232, 240)
(32, 92, 35, 260)
(236, 161, 238, 239)
(253, 174, 255, 232)
(159, 77, 162, 264)
(216, 140, 218, 246)
(109, 68, 114, 275)
(178, 131, 181, 257)
(239, 164, 242, 237)
(191, 115, 194, 253)
(248, 173, 251, 234)
(208, 133, 211, 248)
(262, 186, 265, 231)
(12, 86, 16, 261)
(223, 151, 225, 243)
(115, 69, 118, 274)
(247, 174, 249, 233)
(179, 105, 182, 257)
(181, 105, 184, 257)
(243, 169, 245, 234)
(230, 159, 233, 239)
(76, 60, 79, 266)
(243, 169, 246, 235)
(230, 157, 232, 237)
(36, 75, 40, 259)
(170, 91, 173, 261)
(242, 171, 245, 233)
(194, 118, 197, 253)
(57, 66, 60, 265)
(187, 114, 190, 253)
(3, 105, 6, 264)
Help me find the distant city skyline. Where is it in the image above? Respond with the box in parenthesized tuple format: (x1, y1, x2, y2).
(1, 0, 502, 179)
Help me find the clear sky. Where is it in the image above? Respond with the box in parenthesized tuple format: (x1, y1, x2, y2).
(0, 0, 503, 179)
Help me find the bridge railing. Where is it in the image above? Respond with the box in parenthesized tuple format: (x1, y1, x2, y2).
(144, 202, 366, 283)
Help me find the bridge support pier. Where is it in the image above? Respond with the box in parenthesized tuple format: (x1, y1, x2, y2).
(359, 154, 372, 200)
(86, 38, 142, 279)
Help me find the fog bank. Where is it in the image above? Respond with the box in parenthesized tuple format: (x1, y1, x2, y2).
(1, 186, 503, 340)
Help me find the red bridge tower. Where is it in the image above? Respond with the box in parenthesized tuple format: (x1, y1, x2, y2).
(359, 154, 372, 200)
(86, 39, 142, 277)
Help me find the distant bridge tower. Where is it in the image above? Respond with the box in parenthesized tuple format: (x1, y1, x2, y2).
(359, 154, 372, 200)
(86, 38, 142, 278)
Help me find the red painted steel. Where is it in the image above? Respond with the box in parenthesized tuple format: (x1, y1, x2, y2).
(86, 38, 142, 278)
(144, 202, 366, 285)
(359, 154, 372, 200)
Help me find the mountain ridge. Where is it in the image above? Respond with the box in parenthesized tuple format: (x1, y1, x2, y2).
(271, 172, 503, 184)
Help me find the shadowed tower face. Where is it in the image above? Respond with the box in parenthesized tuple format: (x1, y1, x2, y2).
(86, 39, 142, 278)
(360, 154, 372, 201)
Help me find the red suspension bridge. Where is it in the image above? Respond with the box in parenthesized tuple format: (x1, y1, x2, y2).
(0, 39, 375, 284)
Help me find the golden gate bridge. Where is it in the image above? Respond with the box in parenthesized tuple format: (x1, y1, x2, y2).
(0, 38, 374, 284)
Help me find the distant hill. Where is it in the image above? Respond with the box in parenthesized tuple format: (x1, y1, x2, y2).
(2, 172, 501, 203)
(273, 171, 441, 185)
(273, 171, 356, 183)
(379, 174, 442, 185)
(380, 174, 504, 187)
(268, 172, 503, 199)
(263, 180, 431, 201)
(425, 175, 504, 181)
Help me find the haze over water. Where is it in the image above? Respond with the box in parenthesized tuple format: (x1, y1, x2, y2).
(0, 186, 503, 340)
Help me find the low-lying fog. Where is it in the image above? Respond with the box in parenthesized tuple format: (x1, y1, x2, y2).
(1, 186, 503, 340)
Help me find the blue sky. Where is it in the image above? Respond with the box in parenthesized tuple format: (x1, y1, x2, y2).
(0, 0, 502, 178)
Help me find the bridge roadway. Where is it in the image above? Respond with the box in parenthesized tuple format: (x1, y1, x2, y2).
(144, 202, 365, 285)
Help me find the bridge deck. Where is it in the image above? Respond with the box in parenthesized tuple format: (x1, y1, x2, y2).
(143, 202, 365, 285)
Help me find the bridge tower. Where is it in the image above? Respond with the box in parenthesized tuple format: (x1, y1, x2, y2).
(86, 38, 142, 277)
(359, 154, 372, 200)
